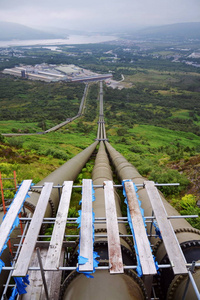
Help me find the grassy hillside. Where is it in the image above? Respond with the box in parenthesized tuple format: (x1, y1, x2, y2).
(1, 77, 200, 228)
(1, 39, 200, 221)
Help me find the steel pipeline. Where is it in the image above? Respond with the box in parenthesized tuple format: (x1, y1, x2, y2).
(105, 141, 200, 299)
(60, 141, 148, 300)
(0, 141, 98, 297)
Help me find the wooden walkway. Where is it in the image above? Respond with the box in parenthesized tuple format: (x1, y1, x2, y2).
(0, 179, 190, 299)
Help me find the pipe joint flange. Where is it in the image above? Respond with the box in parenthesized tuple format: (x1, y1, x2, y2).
(67, 233, 135, 268)
(175, 227, 200, 236)
(94, 228, 134, 249)
(59, 270, 78, 299)
(0, 200, 36, 214)
(23, 201, 36, 214)
(119, 231, 134, 249)
(152, 238, 163, 256)
(181, 239, 200, 251)
(167, 274, 187, 300)
(157, 239, 200, 299)
(31, 188, 41, 194)
(40, 198, 55, 234)
(167, 264, 200, 300)
(94, 240, 136, 262)
(31, 189, 55, 217)
(59, 267, 148, 300)
(153, 227, 200, 256)
(48, 198, 56, 217)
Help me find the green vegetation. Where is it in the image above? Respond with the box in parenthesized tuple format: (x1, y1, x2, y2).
(0, 78, 84, 125)
(0, 41, 200, 230)
(171, 194, 200, 229)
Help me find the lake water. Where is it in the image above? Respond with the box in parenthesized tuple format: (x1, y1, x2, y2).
(0, 35, 117, 47)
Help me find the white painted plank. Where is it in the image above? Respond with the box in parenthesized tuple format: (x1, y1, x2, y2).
(0, 180, 32, 254)
(79, 179, 93, 272)
(44, 181, 73, 270)
(13, 182, 53, 277)
(145, 181, 188, 275)
(124, 181, 157, 275)
(104, 181, 124, 274)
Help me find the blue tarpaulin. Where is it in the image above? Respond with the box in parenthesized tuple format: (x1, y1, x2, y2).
(0, 181, 32, 258)
(9, 275, 30, 299)
(0, 182, 32, 297)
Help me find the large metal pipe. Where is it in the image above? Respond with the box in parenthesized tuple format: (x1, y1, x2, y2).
(105, 141, 200, 299)
(61, 270, 147, 300)
(61, 141, 147, 300)
(78, 84, 88, 115)
(0, 141, 98, 297)
(92, 142, 127, 236)
(29, 141, 98, 217)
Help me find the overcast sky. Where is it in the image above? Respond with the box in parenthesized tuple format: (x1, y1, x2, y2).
(0, 0, 200, 31)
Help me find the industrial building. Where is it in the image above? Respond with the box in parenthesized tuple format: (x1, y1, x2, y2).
(2, 64, 112, 83)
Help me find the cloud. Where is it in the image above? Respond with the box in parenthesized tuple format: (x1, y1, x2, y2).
(0, 0, 199, 31)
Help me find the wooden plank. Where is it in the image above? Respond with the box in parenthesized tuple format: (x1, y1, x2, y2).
(145, 181, 188, 275)
(44, 181, 73, 270)
(79, 179, 93, 272)
(104, 181, 124, 274)
(41, 250, 65, 300)
(13, 182, 53, 277)
(0, 180, 32, 254)
(124, 181, 157, 276)
(22, 249, 64, 300)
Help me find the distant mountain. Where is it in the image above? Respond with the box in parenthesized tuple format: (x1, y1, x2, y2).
(40, 26, 87, 36)
(0, 22, 64, 41)
(133, 22, 200, 40)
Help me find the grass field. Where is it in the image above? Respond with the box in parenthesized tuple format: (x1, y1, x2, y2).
(122, 68, 200, 91)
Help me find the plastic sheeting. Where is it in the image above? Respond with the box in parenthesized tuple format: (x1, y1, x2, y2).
(0, 182, 31, 295)
(0, 182, 32, 258)
(9, 275, 30, 299)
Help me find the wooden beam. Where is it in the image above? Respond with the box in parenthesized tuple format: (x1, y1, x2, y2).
(0, 180, 32, 254)
(79, 179, 93, 272)
(104, 181, 124, 274)
(145, 181, 188, 275)
(124, 181, 157, 276)
(13, 182, 53, 277)
(44, 181, 73, 270)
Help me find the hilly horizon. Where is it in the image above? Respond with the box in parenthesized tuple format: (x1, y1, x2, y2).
(133, 22, 200, 40)
(0, 21, 64, 41)
(0, 21, 200, 42)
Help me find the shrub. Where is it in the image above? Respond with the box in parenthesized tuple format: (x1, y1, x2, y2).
(44, 148, 68, 160)
(129, 145, 143, 153)
(7, 137, 23, 148)
(117, 128, 128, 136)
(0, 134, 5, 143)
(173, 194, 200, 230)
(68, 207, 79, 218)
(149, 168, 190, 196)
